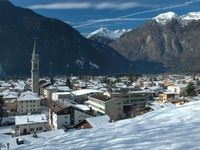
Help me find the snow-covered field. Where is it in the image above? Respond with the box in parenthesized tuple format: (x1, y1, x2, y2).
(13, 100, 200, 150)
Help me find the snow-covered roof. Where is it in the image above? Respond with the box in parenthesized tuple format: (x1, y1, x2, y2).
(71, 89, 103, 96)
(3, 92, 18, 99)
(128, 90, 155, 94)
(86, 115, 110, 128)
(15, 114, 47, 125)
(46, 85, 57, 90)
(57, 86, 71, 92)
(163, 91, 176, 95)
(76, 104, 90, 111)
(53, 92, 71, 95)
(18, 91, 41, 101)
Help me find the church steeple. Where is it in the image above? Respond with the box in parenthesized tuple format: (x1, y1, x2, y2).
(32, 41, 36, 57)
(31, 41, 39, 94)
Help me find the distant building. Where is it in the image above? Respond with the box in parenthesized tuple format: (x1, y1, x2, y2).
(48, 100, 93, 130)
(17, 91, 41, 115)
(71, 89, 103, 104)
(43, 85, 57, 100)
(158, 92, 176, 104)
(167, 84, 187, 94)
(86, 93, 123, 121)
(15, 114, 48, 136)
(74, 115, 110, 130)
(52, 92, 72, 101)
(111, 89, 154, 110)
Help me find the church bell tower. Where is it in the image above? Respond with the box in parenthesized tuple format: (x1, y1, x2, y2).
(31, 41, 39, 94)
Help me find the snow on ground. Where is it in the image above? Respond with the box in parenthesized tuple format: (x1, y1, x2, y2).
(13, 100, 200, 150)
(89, 61, 100, 69)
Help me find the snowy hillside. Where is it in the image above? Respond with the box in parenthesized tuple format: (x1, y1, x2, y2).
(153, 11, 200, 25)
(87, 27, 129, 40)
(14, 100, 200, 150)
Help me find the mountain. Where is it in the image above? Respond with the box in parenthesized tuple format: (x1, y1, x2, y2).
(15, 101, 200, 149)
(0, 0, 138, 76)
(87, 28, 129, 45)
(110, 12, 200, 72)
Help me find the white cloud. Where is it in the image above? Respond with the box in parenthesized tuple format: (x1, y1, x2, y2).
(95, 2, 140, 10)
(28, 1, 142, 10)
(28, 2, 91, 9)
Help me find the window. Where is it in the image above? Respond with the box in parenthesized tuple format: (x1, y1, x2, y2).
(39, 127, 43, 130)
(21, 101, 23, 103)
(30, 128, 34, 131)
(36, 127, 39, 131)
(65, 121, 68, 124)
(33, 101, 35, 103)
(65, 116, 68, 119)
(26, 101, 28, 103)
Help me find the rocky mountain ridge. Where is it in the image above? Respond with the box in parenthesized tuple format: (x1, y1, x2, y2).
(110, 12, 200, 72)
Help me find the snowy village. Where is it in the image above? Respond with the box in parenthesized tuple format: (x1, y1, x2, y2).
(0, 42, 199, 149)
(1, 0, 200, 149)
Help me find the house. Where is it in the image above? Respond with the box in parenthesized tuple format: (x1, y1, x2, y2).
(74, 115, 110, 130)
(17, 91, 41, 115)
(15, 114, 48, 136)
(48, 100, 93, 130)
(86, 93, 123, 121)
(43, 85, 57, 100)
(167, 84, 187, 95)
(158, 91, 176, 104)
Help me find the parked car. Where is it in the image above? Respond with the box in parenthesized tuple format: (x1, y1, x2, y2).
(16, 137, 24, 145)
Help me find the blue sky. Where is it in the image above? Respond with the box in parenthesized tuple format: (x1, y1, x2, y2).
(10, 0, 200, 35)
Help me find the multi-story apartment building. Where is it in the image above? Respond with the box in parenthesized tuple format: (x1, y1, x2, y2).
(111, 89, 154, 108)
(17, 91, 41, 115)
(86, 94, 123, 121)
(86, 89, 154, 119)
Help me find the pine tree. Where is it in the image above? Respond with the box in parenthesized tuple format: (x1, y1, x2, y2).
(185, 82, 196, 96)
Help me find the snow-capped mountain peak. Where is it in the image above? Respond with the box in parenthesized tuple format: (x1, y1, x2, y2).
(153, 11, 200, 25)
(87, 27, 128, 40)
(153, 12, 177, 24)
(180, 12, 200, 20)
